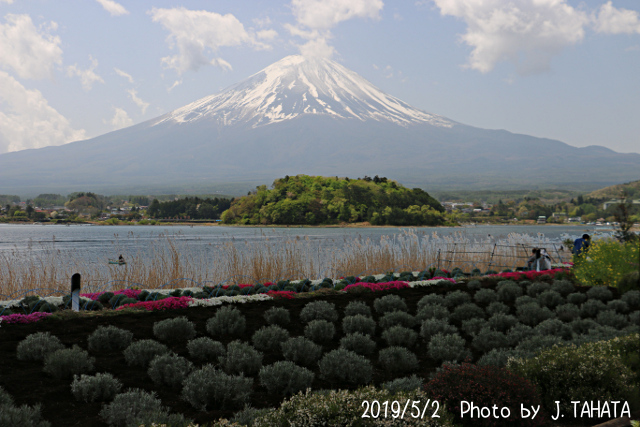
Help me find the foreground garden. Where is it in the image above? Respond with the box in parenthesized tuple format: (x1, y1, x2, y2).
(1, 245, 639, 426)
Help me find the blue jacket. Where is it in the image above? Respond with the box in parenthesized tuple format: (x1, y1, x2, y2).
(573, 238, 589, 255)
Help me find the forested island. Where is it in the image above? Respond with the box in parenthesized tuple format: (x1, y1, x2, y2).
(220, 175, 447, 226)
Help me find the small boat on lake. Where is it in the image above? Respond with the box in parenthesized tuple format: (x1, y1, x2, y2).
(108, 259, 126, 265)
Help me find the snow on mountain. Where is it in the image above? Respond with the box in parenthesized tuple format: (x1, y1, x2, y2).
(154, 55, 454, 128)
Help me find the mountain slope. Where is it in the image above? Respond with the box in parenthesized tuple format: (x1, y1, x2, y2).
(0, 55, 638, 196)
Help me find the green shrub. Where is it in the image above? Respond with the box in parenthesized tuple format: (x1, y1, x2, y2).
(263, 307, 290, 326)
(318, 349, 372, 386)
(43, 346, 95, 379)
(88, 326, 133, 352)
(221, 341, 263, 376)
(373, 295, 408, 314)
(551, 279, 574, 296)
(340, 333, 376, 356)
(570, 318, 599, 334)
(0, 393, 51, 427)
(596, 310, 629, 329)
(617, 271, 640, 294)
(251, 325, 290, 353)
(417, 294, 444, 311)
(378, 347, 418, 374)
(152, 317, 196, 343)
(71, 373, 122, 403)
(580, 299, 607, 318)
(187, 337, 226, 363)
(467, 279, 482, 290)
(123, 340, 169, 368)
(506, 323, 535, 347)
(567, 292, 587, 305)
(516, 303, 554, 326)
(378, 311, 417, 329)
(526, 282, 550, 297)
(534, 319, 573, 339)
(148, 353, 193, 388)
(16, 332, 65, 361)
(607, 299, 630, 314)
(206, 306, 246, 337)
(630, 311, 640, 326)
(487, 313, 518, 332)
(252, 386, 454, 427)
(281, 337, 322, 368)
(381, 375, 422, 393)
(507, 336, 637, 416)
(461, 318, 485, 336)
(425, 362, 545, 427)
(497, 282, 523, 303)
(574, 240, 638, 287)
(0, 385, 12, 407)
(342, 314, 376, 336)
(450, 303, 484, 323)
(304, 319, 335, 344)
(100, 388, 182, 426)
(536, 290, 564, 309)
(443, 291, 471, 308)
(485, 301, 510, 316)
(515, 335, 563, 357)
(515, 295, 537, 306)
(420, 319, 457, 343)
(182, 364, 252, 411)
(477, 348, 526, 368)
(98, 291, 115, 305)
(344, 301, 372, 317)
(472, 328, 509, 353)
(427, 333, 469, 363)
(586, 286, 614, 302)
(555, 303, 580, 322)
(232, 406, 270, 427)
(300, 301, 338, 323)
(473, 289, 497, 305)
(416, 304, 449, 321)
(382, 326, 418, 348)
(258, 361, 314, 396)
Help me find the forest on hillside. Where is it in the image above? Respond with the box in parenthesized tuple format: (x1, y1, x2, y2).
(221, 175, 447, 226)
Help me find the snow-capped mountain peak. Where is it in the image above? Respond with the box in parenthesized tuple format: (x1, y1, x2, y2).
(155, 55, 453, 128)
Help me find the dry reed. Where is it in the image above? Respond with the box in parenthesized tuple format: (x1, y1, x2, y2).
(0, 230, 569, 300)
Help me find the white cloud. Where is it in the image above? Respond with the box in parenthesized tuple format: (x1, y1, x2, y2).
(114, 67, 134, 83)
(1, 0, 14, 4)
(109, 107, 133, 129)
(0, 71, 86, 153)
(593, 1, 640, 35)
(257, 29, 278, 41)
(432, 0, 589, 75)
(167, 80, 182, 92)
(0, 14, 63, 80)
(288, 0, 384, 59)
(127, 89, 149, 114)
(67, 56, 104, 91)
(149, 7, 269, 74)
(95, 0, 129, 16)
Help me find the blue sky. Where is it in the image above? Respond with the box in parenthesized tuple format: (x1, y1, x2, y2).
(1, 0, 639, 155)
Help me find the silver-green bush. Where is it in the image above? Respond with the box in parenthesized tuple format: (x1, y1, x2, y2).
(506, 323, 535, 347)
(570, 318, 599, 334)
(596, 310, 629, 329)
(342, 314, 376, 336)
(99, 388, 174, 426)
(621, 290, 640, 310)
(187, 337, 226, 363)
(555, 303, 580, 322)
(382, 325, 418, 348)
(515, 335, 562, 357)
(378, 311, 417, 329)
(258, 361, 314, 396)
(43, 346, 95, 379)
(88, 326, 133, 352)
(318, 349, 372, 386)
(461, 318, 485, 336)
(232, 405, 270, 427)
(477, 348, 526, 368)
(442, 291, 471, 308)
(474, 288, 498, 305)
(251, 325, 290, 353)
(16, 332, 65, 362)
(373, 295, 408, 314)
(419, 319, 457, 343)
(487, 313, 518, 332)
(416, 304, 449, 321)
(71, 373, 122, 403)
(221, 341, 263, 376)
(427, 333, 468, 363)
(182, 365, 252, 411)
(378, 347, 418, 374)
(450, 303, 484, 323)
(526, 282, 550, 297)
(485, 301, 510, 316)
(206, 306, 246, 337)
(263, 307, 290, 326)
(580, 299, 607, 318)
(567, 292, 587, 305)
(0, 386, 51, 427)
(607, 300, 630, 314)
(516, 302, 554, 326)
(381, 375, 422, 393)
(537, 290, 564, 309)
(344, 301, 372, 317)
(281, 337, 322, 368)
(497, 282, 523, 303)
(148, 353, 194, 388)
(472, 327, 509, 353)
(340, 333, 376, 356)
(123, 339, 169, 368)
(300, 301, 338, 323)
(152, 316, 196, 343)
(551, 279, 574, 296)
(417, 294, 445, 311)
(534, 319, 573, 339)
(586, 286, 613, 302)
(304, 319, 335, 344)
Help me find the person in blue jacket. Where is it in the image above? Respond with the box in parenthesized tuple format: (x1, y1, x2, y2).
(572, 234, 590, 256)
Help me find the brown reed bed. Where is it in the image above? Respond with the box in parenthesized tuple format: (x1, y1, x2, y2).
(0, 230, 570, 299)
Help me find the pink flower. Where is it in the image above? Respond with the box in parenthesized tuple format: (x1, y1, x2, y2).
(81, 288, 142, 301)
(343, 281, 410, 292)
(0, 312, 52, 324)
(116, 296, 193, 311)
(266, 291, 297, 299)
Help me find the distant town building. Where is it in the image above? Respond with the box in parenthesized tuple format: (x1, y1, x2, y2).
(603, 199, 640, 210)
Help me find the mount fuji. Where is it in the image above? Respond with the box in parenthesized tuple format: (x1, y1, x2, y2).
(1, 55, 638, 195)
